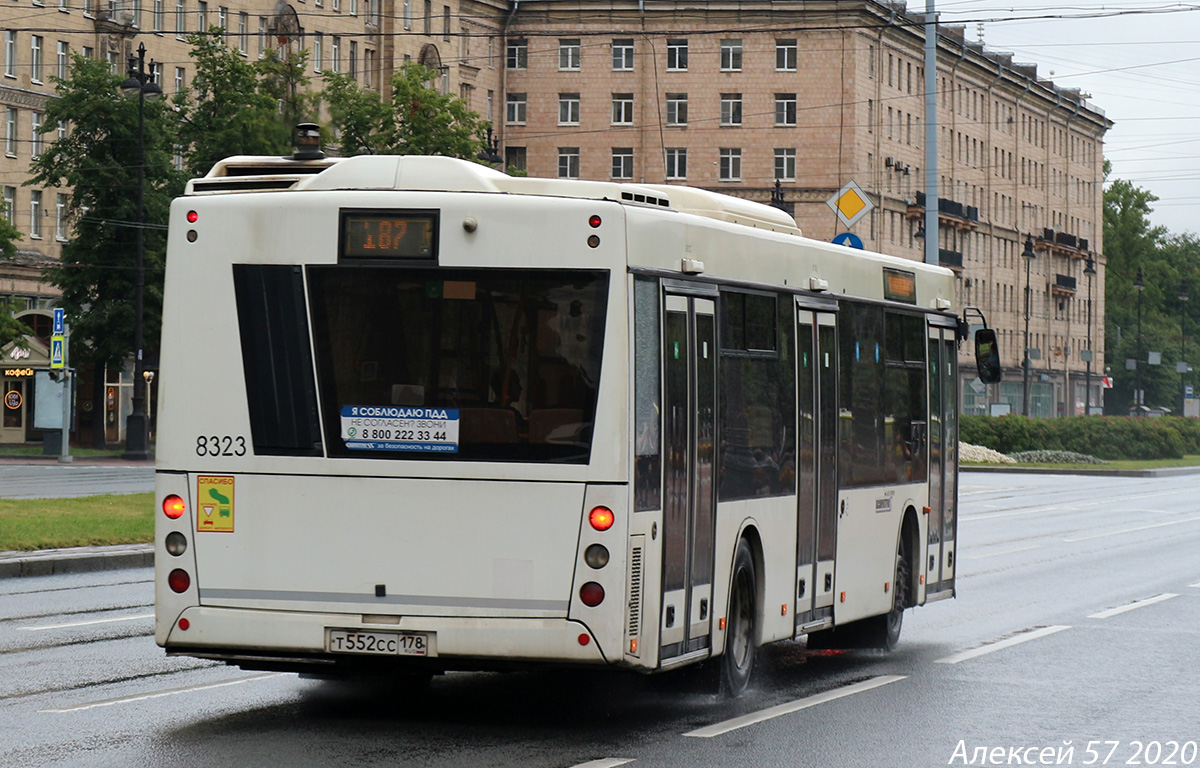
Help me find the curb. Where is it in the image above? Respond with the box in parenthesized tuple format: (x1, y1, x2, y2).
(0, 544, 154, 579)
(963, 465, 1200, 477)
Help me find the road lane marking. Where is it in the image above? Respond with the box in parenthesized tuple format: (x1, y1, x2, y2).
(568, 760, 634, 768)
(1190, 581, 1200, 588)
(683, 675, 906, 738)
(935, 626, 1072, 665)
(39, 673, 280, 713)
(1089, 593, 1179, 620)
(20, 613, 155, 631)
(1064, 515, 1200, 542)
(963, 545, 1042, 560)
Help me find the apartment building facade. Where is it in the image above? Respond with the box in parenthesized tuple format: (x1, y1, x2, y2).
(502, 0, 1112, 418)
(0, 0, 507, 443)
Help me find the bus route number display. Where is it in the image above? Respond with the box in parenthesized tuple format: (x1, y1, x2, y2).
(340, 406, 459, 453)
(340, 211, 437, 260)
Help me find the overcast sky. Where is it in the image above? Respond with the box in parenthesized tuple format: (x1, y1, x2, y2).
(927, 0, 1200, 238)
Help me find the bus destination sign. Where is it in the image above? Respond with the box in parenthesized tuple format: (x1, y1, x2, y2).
(340, 210, 438, 260)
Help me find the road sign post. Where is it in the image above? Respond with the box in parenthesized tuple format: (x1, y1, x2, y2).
(58, 323, 71, 463)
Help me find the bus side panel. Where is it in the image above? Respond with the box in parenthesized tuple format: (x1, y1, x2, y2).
(832, 485, 925, 624)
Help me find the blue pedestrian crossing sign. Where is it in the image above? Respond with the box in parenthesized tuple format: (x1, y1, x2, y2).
(50, 335, 65, 369)
(53, 308, 64, 335)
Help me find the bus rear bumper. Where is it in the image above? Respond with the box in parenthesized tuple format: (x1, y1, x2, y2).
(162, 606, 613, 672)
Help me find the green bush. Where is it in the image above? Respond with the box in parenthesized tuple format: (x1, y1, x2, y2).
(959, 414, 1189, 460)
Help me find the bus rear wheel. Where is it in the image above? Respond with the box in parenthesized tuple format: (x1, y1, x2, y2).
(721, 538, 758, 697)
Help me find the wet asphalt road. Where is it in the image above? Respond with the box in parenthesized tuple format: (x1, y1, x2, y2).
(2, 470, 1199, 767)
(0, 462, 155, 499)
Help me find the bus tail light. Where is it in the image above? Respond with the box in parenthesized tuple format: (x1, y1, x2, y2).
(162, 495, 186, 519)
(168, 569, 191, 593)
(584, 543, 609, 569)
(588, 214, 602, 228)
(588, 506, 614, 531)
(186, 210, 199, 223)
(165, 531, 188, 556)
(579, 582, 605, 607)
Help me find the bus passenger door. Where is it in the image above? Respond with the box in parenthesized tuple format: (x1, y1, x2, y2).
(795, 307, 838, 628)
(926, 323, 959, 598)
(660, 291, 716, 661)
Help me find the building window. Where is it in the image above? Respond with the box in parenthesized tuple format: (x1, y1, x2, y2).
(775, 94, 796, 126)
(153, 0, 165, 30)
(5, 32, 15, 77)
(443, 5, 450, 41)
(5, 108, 16, 157)
(612, 148, 633, 179)
(257, 17, 267, 57)
(30, 190, 42, 238)
(505, 146, 526, 172)
(31, 35, 43, 82)
(2, 187, 14, 224)
(558, 147, 580, 179)
(217, 6, 226, 30)
(506, 92, 526, 124)
(349, 40, 357, 79)
(237, 12, 248, 53)
(313, 32, 322, 71)
(558, 39, 581, 70)
(776, 39, 797, 71)
(331, 36, 340, 73)
(666, 39, 687, 71)
(558, 93, 580, 125)
(506, 38, 527, 69)
(665, 148, 687, 180)
(174, 66, 185, 93)
(56, 41, 68, 80)
(423, 0, 431, 34)
(176, 0, 186, 35)
(612, 38, 633, 70)
(720, 93, 742, 126)
(719, 148, 741, 181)
(666, 93, 687, 125)
(30, 112, 41, 158)
(56, 193, 67, 240)
(720, 39, 742, 71)
(197, 1, 207, 30)
(774, 148, 796, 181)
(612, 93, 633, 125)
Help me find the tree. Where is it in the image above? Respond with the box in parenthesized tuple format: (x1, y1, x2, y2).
(29, 54, 184, 446)
(323, 62, 486, 159)
(1102, 163, 1200, 412)
(0, 298, 32, 350)
(173, 32, 295, 178)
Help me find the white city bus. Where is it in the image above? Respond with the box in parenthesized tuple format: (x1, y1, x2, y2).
(155, 148, 996, 694)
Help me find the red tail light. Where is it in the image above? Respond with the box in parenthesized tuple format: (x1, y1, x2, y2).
(588, 506, 614, 531)
(579, 582, 605, 607)
(168, 569, 191, 593)
(162, 495, 186, 519)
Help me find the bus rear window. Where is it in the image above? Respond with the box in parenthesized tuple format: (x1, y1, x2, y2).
(307, 267, 608, 463)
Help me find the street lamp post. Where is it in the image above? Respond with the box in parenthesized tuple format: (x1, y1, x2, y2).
(1084, 257, 1096, 415)
(1022, 235, 1036, 417)
(1180, 281, 1189, 415)
(120, 42, 161, 461)
(1134, 266, 1145, 412)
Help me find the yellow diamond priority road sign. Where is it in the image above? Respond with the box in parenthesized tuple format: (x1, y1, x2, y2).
(826, 180, 874, 228)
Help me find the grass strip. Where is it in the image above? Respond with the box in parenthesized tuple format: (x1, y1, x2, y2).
(0, 493, 154, 551)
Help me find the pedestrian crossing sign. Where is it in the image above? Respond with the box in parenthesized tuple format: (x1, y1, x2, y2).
(50, 335, 65, 369)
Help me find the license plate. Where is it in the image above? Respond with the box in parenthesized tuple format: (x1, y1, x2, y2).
(327, 629, 432, 657)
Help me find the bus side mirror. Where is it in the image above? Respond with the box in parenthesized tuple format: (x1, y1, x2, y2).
(974, 328, 1002, 384)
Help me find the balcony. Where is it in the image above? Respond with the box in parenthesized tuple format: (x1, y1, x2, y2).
(1036, 228, 1091, 260)
(906, 192, 979, 231)
(1051, 273, 1077, 296)
(938, 249, 963, 271)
